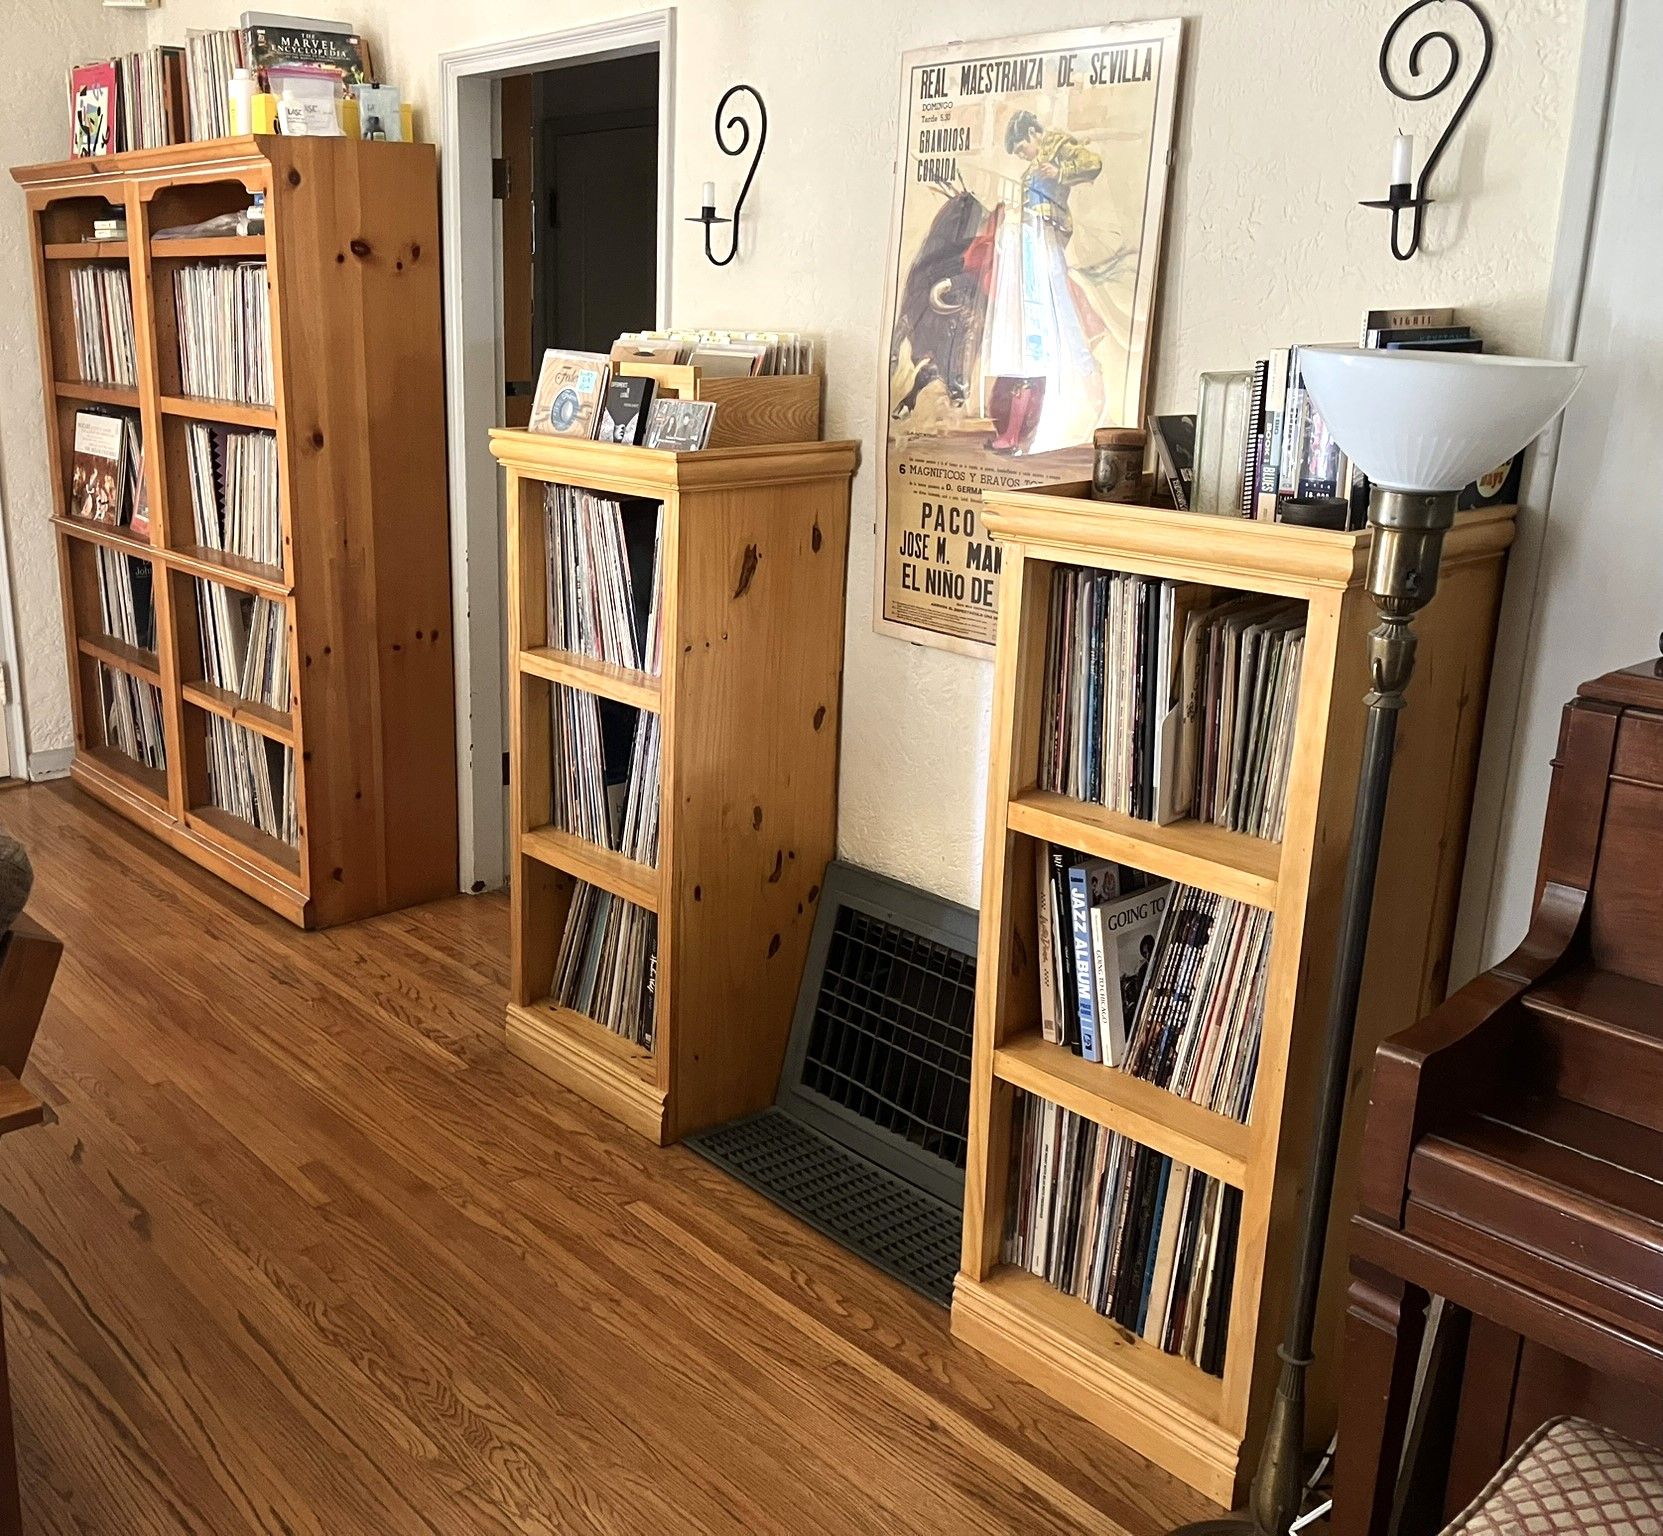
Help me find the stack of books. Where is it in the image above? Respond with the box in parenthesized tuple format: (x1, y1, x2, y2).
(206, 717, 297, 847)
(69, 411, 148, 535)
(1005, 1090, 1241, 1376)
(95, 547, 156, 655)
(185, 423, 281, 566)
(552, 880, 657, 1049)
(1193, 308, 1497, 524)
(543, 486, 663, 674)
(1123, 887, 1272, 1123)
(195, 581, 289, 712)
(174, 264, 273, 407)
(1037, 569, 1305, 836)
(99, 664, 166, 771)
(69, 267, 138, 388)
(548, 687, 660, 866)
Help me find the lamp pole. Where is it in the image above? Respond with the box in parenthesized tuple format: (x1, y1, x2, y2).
(1177, 487, 1458, 1536)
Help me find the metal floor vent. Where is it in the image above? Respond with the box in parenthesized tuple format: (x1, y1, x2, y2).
(686, 862, 977, 1307)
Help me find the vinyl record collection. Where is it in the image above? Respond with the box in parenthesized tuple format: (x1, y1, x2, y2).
(543, 485, 664, 674)
(173, 262, 273, 407)
(69, 265, 138, 388)
(1005, 1090, 1241, 1376)
(99, 663, 166, 771)
(548, 687, 661, 867)
(195, 580, 290, 712)
(552, 881, 657, 1049)
(114, 45, 188, 151)
(1123, 887, 1272, 1123)
(205, 716, 298, 848)
(1038, 567, 1306, 839)
(1035, 842, 1270, 1123)
(182, 27, 246, 141)
(95, 546, 157, 655)
(185, 423, 281, 567)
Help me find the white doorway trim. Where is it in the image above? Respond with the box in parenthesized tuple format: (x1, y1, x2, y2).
(439, 10, 676, 893)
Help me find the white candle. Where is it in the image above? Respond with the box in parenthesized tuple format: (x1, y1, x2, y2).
(701, 179, 716, 210)
(1391, 133, 1414, 188)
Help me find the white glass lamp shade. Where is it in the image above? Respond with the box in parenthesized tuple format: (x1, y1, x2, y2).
(1297, 347, 1585, 493)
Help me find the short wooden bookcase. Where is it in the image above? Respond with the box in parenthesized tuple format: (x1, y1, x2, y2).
(489, 429, 858, 1144)
(12, 136, 456, 928)
(955, 484, 1517, 1504)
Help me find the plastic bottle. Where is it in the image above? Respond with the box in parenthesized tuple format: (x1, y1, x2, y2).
(228, 68, 256, 136)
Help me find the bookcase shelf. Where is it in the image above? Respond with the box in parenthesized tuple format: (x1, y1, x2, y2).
(518, 646, 662, 713)
(54, 381, 139, 408)
(492, 430, 858, 1144)
(152, 236, 266, 259)
(993, 1033, 1251, 1187)
(956, 481, 1519, 1504)
(44, 240, 130, 260)
(77, 632, 161, 686)
(16, 136, 457, 928)
(158, 395, 277, 430)
(1006, 788, 1281, 907)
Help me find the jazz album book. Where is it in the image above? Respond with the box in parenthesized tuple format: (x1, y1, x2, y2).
(529, 350, 611, 439)
(70, 61, 117, 157)
(643, 398, 717, 453)
(596, 376, 655, 445)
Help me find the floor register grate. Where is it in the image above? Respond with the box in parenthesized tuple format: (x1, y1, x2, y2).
(687, 863, 977, 1307)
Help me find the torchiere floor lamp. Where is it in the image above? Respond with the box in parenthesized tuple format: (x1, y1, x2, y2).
(1176, 346, 1584, 1536)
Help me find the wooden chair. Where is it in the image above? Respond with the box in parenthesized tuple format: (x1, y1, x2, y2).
(1332, 655, 1663, 1536)
(0, 909, 60, 1536)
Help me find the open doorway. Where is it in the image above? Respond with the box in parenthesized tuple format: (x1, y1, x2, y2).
(499, 54, 660, 427)
(439, 14, 674, 893)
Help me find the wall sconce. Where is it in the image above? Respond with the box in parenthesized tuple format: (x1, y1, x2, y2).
(686, 84, 767, 267)
(1360, 0, 1493, 261)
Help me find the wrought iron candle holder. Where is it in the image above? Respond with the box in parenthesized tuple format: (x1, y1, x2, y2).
(1361, 0, 1493, 261)
(687, 84, 767, 267)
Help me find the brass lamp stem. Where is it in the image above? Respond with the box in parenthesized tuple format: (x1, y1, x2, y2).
(1176, 487, 1458, 1536)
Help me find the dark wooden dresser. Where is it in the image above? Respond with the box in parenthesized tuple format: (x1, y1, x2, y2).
(1334, 655, 1663, 1535)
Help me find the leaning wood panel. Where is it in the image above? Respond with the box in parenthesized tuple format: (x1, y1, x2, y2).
(955, 487, 1517, 1503)
(13, 137, 457, 928)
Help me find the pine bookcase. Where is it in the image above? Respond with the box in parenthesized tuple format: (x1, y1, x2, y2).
(489, 429, 858, 1144)
(955, 483, 1518, 1504)
(12, 137, 456, 928)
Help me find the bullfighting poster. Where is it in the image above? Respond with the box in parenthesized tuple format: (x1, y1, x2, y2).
(875, 22, 1183, 654)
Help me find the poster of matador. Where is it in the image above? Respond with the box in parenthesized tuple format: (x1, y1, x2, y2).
(875, 21, 1182, 654)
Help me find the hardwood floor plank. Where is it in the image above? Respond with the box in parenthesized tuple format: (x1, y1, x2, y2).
(0, 784, 1218, 1533)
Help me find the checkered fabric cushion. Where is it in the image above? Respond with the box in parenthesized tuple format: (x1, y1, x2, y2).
(1443, 1416, 1663, 1535)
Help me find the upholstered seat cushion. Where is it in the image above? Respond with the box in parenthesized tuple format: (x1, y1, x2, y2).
(1442, 1416, 1663, 1535)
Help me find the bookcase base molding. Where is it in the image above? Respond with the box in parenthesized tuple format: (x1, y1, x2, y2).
(953, 486, 1518, 1504)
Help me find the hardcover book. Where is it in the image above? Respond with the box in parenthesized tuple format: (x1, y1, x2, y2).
(1147, 414, 1195, 510)
(642, 398, 717, 453)
(70, 61, 117, 158)
(596, 376, 655, 445)
(529, 349, 611, 439)
(70, 412, 127, 524)
(243, 23, 372, 83)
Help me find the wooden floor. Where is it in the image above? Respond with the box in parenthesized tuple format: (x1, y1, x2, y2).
(0, 782, 1216, 1535)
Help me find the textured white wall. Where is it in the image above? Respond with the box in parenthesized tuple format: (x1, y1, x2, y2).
(0, 0, 149, 770)
(2, 0, 1587, 906)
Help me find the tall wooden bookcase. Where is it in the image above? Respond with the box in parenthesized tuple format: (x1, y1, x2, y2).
(13, 137, 456, 927)
(489, 430, 858, 1144)
(955, 484, 1517, 1504)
